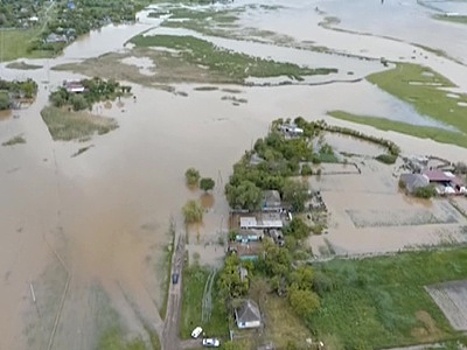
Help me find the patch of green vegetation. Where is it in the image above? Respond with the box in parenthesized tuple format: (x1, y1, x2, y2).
(375, 153, 398, 165)
(0, 29, 55, 62)
(414, 185, 437, 199)
(71, 145, 93, 157)
(181, 265, 229, 340)
(433, 14, 467, 25)
(6, 61, 43, 70)
(2, 134, 26, 146)
(366, 63, 467, 134)
(40, 106, 118, 141)
(129, 35, 337, 83)
(309, 248, 467, 349)
(328, 110, 467, 148)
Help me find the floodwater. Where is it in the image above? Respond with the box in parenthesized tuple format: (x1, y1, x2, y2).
(1, 0, 467, 349)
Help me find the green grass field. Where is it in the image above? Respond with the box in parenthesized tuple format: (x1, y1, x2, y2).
(0, 29, 54, 62)
(328, 111, 467, 148)
(180, 265, 229, 340)
(366, 63, 467, 133)
(309, 248, 467, 349)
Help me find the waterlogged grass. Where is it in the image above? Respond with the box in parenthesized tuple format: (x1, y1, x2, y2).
(41, 106, 118, 141)
(433, 14, 467, 25)
(2, 134, 26, 146)
(180, 265, 229, 340)
(129, 35, 337, 83)
(6, 61, 43, 70)
(366, 63, 467, 133)
(310, 248, 467, 349)
(328, 111, 467, 148)
(98, 328, 150, 350)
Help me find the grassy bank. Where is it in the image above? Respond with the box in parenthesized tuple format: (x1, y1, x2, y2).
(41, 106, 118, 141)
(366, 63, 467, 134)
(309, 248, 467, 349)
(433, 14, 467, 25)
(180, 265, 229, 340)
(6, 61, 43, 70)
(129, 34, 337, 83)
(328, 110, 467, 148)
(0, 29, 54, 62)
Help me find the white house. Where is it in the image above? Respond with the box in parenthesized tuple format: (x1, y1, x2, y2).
(235, 299, 261, 329)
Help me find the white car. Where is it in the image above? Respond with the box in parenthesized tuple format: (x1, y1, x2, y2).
(202, 338, 220, 348)
(191, 326, 203, 339)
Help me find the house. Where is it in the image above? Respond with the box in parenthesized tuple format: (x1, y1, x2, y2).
(228, 242, 261, 261)
(262, 190, 282, 212)
(399, 173, 429, 193)
(235, 229, 263, 243)
(45, 33, 68, 44)
(235, 299, 262, 329)
(422, 169, 466, 195)
(278, 124, 304, 137)
(239, 213, 283, 230)
(63, 81, 85, 93)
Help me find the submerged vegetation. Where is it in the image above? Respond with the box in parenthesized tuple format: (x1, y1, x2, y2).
(433, 14, 467, 25)
(2, 134, 26, 146)
(0, 78, 38, 110)
(129, 34, 337, 83)
(40, 106, 118, 141)
(182, 200, 204, 224)
(331, 63, 467, 148)
(328, 110, 467, 149)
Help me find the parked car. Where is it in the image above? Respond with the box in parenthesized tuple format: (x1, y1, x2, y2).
(202, 338, 220, 348)
(191, 326, 203, 339)
(172, 273, 179, 284)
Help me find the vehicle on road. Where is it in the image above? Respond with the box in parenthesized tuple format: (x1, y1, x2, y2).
(191, 326, 203, 339)
(172, 272, 179, 284)
(202, 338, 220, 347)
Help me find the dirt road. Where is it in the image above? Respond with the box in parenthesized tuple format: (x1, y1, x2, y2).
(161, 232, 186, 350)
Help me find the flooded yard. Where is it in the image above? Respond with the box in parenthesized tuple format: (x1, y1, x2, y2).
(1, 0, 467, 349)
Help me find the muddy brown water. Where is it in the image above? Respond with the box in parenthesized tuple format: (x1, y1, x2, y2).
(1, 1, 467, 349)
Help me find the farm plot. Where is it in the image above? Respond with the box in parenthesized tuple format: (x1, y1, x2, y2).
(426, 280, 467, 331)
(345, 202, 460, 228)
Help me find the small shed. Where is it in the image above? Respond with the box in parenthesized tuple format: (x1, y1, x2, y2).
(235, 299, 262, 329)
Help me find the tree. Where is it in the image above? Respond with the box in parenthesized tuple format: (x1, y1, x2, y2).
(185, 168, 200, 186)
(288, 286, 320, 319)
(282, 178, 309, 212)
(289, 266, 314, 290)
(71, 94, 89, 111)
(225, 180, 262, 211)
(218, 255, 248, 300)
(182, 200, 203, 224)
(0, 92, 11, 110)
(200, 177, 215, 192)
(301, 164, 313, 176)
(283, 217, 310, 239)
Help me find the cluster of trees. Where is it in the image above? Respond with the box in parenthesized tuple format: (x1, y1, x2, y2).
(0, 0, 45, 28)
(0, 78, 38, 110)
(225, 118, 326, 211)
(49, 77, 131, 111)
(184, 168, 215, 192)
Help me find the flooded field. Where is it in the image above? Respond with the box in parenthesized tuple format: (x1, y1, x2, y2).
(1, 0, 467, 349)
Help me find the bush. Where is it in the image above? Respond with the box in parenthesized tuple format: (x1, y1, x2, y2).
(284, 217, 310, 239)
(185, 168, 200, 186)
(375, 153, 398, 165)
(414, 185, 437, 198)
(182, 200, 204, 224)
(301, 164, 313, 176)
(200, 177, 215, 192)
(71, 94, 89, 111)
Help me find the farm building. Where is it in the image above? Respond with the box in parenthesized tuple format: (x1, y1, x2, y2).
(239, 213, 283, 230)
(399, 173, 429, 194)
(422, 170, 466, 195)
(235, 299, 262, 329)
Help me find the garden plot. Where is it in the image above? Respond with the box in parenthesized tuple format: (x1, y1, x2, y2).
(346, 201, 461, 228)
(426, 280, 467, 331)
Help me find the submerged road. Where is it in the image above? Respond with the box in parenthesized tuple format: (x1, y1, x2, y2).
(161, 232, 186, 350)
